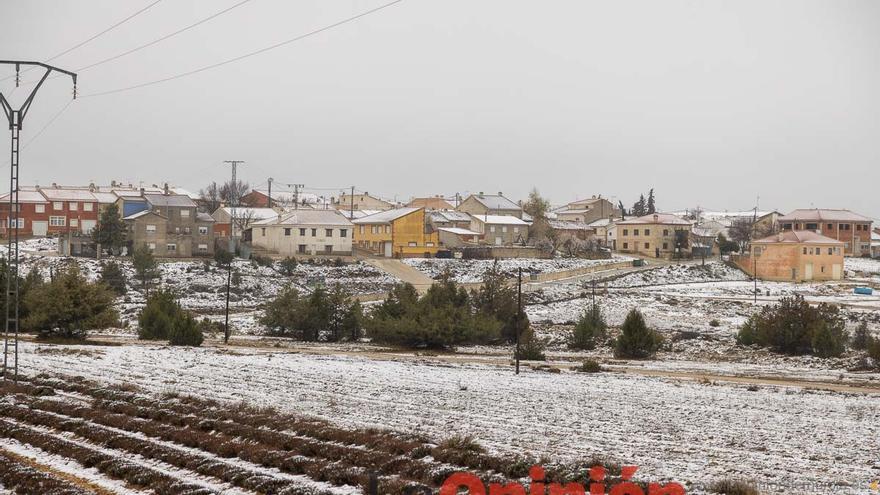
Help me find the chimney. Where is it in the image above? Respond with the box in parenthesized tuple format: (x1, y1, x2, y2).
(592, 195, 596, 199)
(51, 182, 58, 188)
(88, 182, 96, 192)
(478, 191, 484, 196)
(140, 187, 145, 195)
(498, 191, 503, 196)
(163, 182, 169, 195)
(111, 180, 117, 188)
(653, 214, 659, 223)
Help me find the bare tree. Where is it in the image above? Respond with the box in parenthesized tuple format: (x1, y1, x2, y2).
(198, 182, 222, 213)
(728, 217, 754, 253)
(232, 209, 260, 234)
(220, 179, 250, 205)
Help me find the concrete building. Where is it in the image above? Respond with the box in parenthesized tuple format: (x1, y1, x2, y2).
(407, 196, 454, 211)
(588, 218, 618, 249)
(779, 209, 873, 257)
(335, 192, 393, 212)
(249, 209, 353, 256)
(734, 231, 844, 282)
(617, 213, 692, 258)
(437, 227, 481, 248)
(211, 207, 280, 237)
(428, 210, 473, 231)
(124, 193, 215, 257)
(469, 215, 529, 246)
(553, 196, 619, 224)
(352, 207, 439, 258)
(456, 193, 523, 219)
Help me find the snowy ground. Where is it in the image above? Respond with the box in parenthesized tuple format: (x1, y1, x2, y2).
(403, 255, 632, 283)
(845, 256, 880, 282)
(14, 341, 880, 494)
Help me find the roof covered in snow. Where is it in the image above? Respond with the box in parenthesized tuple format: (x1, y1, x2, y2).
(438, 227, 481, 236)
(38, 188, 97, 201)
(617, 213, 692, 225)
(144, 193, 198, 208)
(407, 197, 454, 210)
(466, 194, 520, 211)
(429, 210, 473, 223)
(352, 207, 421, 224)
(0, 190, 47, 203)
(471, 214, 529, 226)
(253, 209, 352, 227)
(779, 209, 873, 223)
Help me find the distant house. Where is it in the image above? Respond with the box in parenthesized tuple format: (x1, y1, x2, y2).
(241, 189, 328, 209)
(428, 210, 473, 231)
(469, 215, 529, 246)
(33, 186, 101, 236)
(211, 207, 281, 237)
(553, 196, 619, 225)
(690, 227, 718, 257)
(779, 209, 873, 257)
(0, 189, 50, 237)
(352, 207, 439, 258)
(617, 213, 692, 258)
(588, 218, 618, 249)
(249, 209, 353, 256)
(335, 192, 394, 212)
(547, 219, 594, 241)
(437, 227, 482, 248)
(125, 193, 215, 257)
(735, 231, 844, 282)
(407, 196, 454, 211)
(456, 192, 522, 219)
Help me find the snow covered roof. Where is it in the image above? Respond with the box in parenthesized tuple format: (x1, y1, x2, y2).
(587, 218, 616, 228)
(253, 209, 352, 227)
(438, 227, 481, 236)
(408, 197, 454, 210)
(171, 187, 201, 200)
(0, 190, 47, 203)
(467, 194, 520, 210)
(753, 230, 844, 245)
(549, 220, 593, 230)
(472, 214, 529, 226)
(691, 227, 717, 238)
(197, 212, 215, 223)
(144, 193, 197, 208)
(216, 207, 279, 220)
(617, 213, 692, 226)
(779, 209, 872, 223)
(352, 207, 421, 224)
(123, 210, 165, 220)
(38, 188, 97, 201)
(90, 191, 119, 204)
(430, 210, 472, 223)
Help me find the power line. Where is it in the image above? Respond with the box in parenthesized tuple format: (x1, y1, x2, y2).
(0, 100, 75, 168)
(81, 0, 405, 98)
(0, 0, 164, 83)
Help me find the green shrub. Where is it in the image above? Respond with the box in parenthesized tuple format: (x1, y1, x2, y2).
(23, 266, 118, 339)
(736, 295, 846, 357)
(278, 256, 298, 276)
(168, 313, 204, 347)
(138, 289, 182, 340)
(868, 338, 880, 365)
(851, 321, 872, 350)
(707, 478, 759, 495)
(570, 301, 607, 350)
(577, 359, 603, 373)
(214, 247, 234, 267)
(99, 261, 127, 296)
(614, 309, 663, 359)
(250, 253, 273, 268)
(515, 327, 546, 361)
(709, 319, 720, 328)
(131, 244, 159, 290)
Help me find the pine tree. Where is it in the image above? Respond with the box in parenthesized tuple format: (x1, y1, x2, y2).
(570, 301, 607, 350)
(614, 308, 663, 359)
(24, 266, 118, 339)
(92, 203, 127, 254)
(646, 189, 656, 214)
(132, 244, 160, 290)
(632, 195, 647, 217)
(99, 260, 127, 295)
(851, 321, 873, 351)
(168, 312, 204, 346)
(618, 200, 627, 219)
(138, 289, 181, 340)
(471, 262, 521, 343)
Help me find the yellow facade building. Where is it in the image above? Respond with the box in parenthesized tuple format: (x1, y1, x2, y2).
(352, 207, 439, 258)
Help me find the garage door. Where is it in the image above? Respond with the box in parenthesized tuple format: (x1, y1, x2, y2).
(32, 221, 48, 236)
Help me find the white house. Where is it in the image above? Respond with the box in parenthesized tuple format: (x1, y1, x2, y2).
(470, 215, 529, 245)
(250, 209, 353, 256)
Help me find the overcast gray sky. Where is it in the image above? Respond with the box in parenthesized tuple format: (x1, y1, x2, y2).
(1, 0, 878, 217)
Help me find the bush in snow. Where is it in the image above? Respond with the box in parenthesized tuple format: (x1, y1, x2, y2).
(576, 359, 603, 373)
(250, 253, 274, 268)
(707, 478, 759, 495)
(99, 260, 127, 295)
(569, 301, 607, 350)
(736, 295, 847, 357)
(868, 338, 880, 366)
(851, 321, 873, 351)
(138, 289, 182, 340)
(470, 262, 526, 344)
(260, 283, 361, 341)
(366, 280, 501, 349)
(278, 256, 297, 275)
(24, 266, 118, 339)
(515, 327, 546, 361)
(214, 247, 234, 267)
(614, 309, 663, 359)
(168, 313, 204, 347)
(132, 244, 160, 290)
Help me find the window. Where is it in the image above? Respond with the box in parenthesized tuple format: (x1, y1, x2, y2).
(634, 229, 640, 236)
(359, 226, 364, 234)
(284, 228, 291, 236)
(181, 209, 190, 218)
(298, 244, 307, 254)
(146, 224, 156, 233)
(174, 227, 180, 234)
(325, 245, 333, 254)
(69, 202, 78, 211)
(490, 226, 496, 233)
(828, 248, 833, 255)
(803, 247, 807, 255)
(326, 229, 333, 237)
(35, 204, 45, 213)
(198, 244, 208, 252)
(644, 229, 650, 236)
(782, 223, 793, 230)
(827, 224, 833, 230)
(622, 242, 629, 249)
(426, 242, 435, 247)
(147, 243, 156, 251)
(297, 228, 304, 236)
(84, 203, 94, 212)
(663, 242, 669, 250)
(623, 229, 629, 236)
(513, 227, 519, 233)
(843, 224, 851, 230)
(53, 202, 63, 211)
(806, 223, 818, 230)
(502, 226, 508, 233)
(408, 242, 417, 247)
(663, 229, 669, 236)
(198, 226, 208, 235)
(70, 218, 79, 227)
(340, 229, 347, 238)
(311, 228, 317, 237)
(261, 228, 266, 237)
(49, 216, 66, 227)
(644, 242, 650, 249)
(384, 225, 390, 234)
(166, 244, 177, 252)
(184, 227, 191, 234)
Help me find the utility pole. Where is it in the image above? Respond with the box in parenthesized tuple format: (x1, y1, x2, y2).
(267, 177, 273, 208)
(289, 183, 304, 209)
(224, 260, 232, 344)
(752, 203, 758, 304)
(515, 267, 522, 375)
(0, 61, 76, 383)
(222, 160, 244, 250)
(349, 186, 355, 219)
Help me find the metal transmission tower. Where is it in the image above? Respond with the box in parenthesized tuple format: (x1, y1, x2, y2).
(0, 61, 77, 381)
(222, 160, 244, 244)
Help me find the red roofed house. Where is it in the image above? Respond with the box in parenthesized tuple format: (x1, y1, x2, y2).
(0, 188, 50, 237)
(778, 209, 872, 257)
(734, 230, 844, 282)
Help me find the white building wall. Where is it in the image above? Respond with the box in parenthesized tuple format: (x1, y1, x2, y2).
(252, 224, 352, 256)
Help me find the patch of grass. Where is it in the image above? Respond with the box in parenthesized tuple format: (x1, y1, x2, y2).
(576, 359, 604, 373)
(709, 319, 721, 327)
(708, 478, 760, 495)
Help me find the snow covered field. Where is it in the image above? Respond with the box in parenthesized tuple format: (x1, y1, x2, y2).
(14, 342, 880, 494)
(403, 256, 632, 283)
